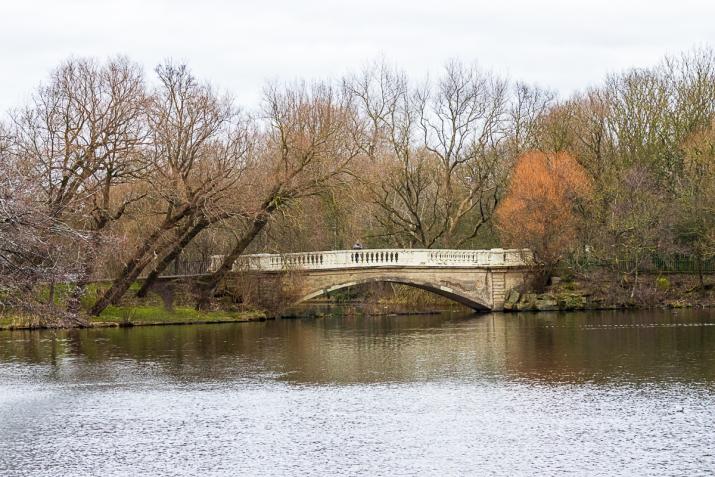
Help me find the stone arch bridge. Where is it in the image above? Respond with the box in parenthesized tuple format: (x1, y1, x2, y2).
(210, 249, 534, 311)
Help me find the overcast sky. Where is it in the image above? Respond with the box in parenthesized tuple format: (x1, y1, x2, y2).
(1, 0, 714, 111)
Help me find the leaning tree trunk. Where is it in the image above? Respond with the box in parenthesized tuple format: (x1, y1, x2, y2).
(194, 214, 271, 311)
(136, 217, 210, 298)
(89, 206, 192, 316)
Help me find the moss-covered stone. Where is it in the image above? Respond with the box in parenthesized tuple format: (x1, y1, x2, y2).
(503, 289, 521, 310)
(502, 289, 591, 312)
(556, 292, 587, 310)
(515, 301, 534, 311)
(535, 299, 559, 311)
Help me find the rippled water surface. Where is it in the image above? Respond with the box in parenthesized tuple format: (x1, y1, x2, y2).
(1, 309, 715, 476)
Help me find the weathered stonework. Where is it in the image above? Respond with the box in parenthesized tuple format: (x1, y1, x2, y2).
(213, 249, 534, 312)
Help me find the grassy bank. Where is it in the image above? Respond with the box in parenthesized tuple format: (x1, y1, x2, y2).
(0, 279, 269, 331)
(93, 305, 266, 326)
(0, 313, 47, 330)
(0, 306, 266, 331)
(4, 273, 714, 331)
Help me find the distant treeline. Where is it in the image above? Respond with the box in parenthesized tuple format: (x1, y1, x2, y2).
(1, 48, 714, 322)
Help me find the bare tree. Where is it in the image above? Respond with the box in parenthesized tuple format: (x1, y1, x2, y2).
(348, 60, 515, 248)
(9, 57, 147, 317)
(0, 120, 90, 322)
(90, 63, 250, 315)
(194, 80, 364, 309)
(508, 82, 556, 157)
(675, 122, 715, 289)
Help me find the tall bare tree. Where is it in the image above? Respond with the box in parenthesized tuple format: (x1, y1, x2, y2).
(90, 63, 250, 315)
(194, 81, 364, 309)
(675, 122, 715, 289)
(10, 57, 147, 316)
(348, 60, 521, 248)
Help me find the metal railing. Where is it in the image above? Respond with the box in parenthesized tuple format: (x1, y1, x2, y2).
(575, 255, 715, 274)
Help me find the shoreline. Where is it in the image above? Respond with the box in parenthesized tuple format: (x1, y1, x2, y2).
(2, 301, 713, 332)
(0, 316, 268, 332)
(0, 306, 269, 331)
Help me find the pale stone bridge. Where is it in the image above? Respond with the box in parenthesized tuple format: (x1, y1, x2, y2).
(211, 248, 534, 311)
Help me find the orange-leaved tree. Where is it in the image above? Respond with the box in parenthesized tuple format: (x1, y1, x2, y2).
(496, 151, 591, 282)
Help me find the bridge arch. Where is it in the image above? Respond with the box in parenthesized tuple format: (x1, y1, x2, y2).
(296, 276, 491, 311)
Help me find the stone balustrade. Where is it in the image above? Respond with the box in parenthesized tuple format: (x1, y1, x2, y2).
(209, 248, 533, 273)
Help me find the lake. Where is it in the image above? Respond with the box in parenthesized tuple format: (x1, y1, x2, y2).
(1, 309, 714, 476)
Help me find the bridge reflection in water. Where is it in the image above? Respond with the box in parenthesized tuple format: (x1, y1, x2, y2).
(2, 310, 713, 385)
(210, 249, 534, 311)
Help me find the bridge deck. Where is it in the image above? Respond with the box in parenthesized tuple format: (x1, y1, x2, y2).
(212, 248, 533, 273)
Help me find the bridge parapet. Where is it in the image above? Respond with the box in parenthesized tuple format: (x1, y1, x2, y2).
(209, 248, 533, 273)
